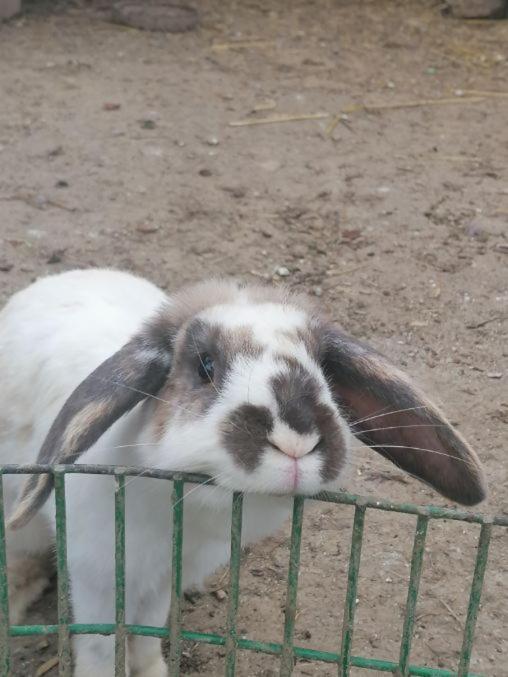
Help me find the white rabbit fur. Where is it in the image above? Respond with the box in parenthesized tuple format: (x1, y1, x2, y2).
(0, 268, 486, 676)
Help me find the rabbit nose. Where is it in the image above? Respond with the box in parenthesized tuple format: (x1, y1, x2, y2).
(268, 423, 321, 459)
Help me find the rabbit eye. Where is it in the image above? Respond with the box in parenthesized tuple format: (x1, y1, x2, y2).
(198, 354, 214, 382)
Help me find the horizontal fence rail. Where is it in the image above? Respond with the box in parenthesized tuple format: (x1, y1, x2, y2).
(0, 463, 506, 677)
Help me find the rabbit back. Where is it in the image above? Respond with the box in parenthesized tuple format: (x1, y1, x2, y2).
(0, 268, 167, 471)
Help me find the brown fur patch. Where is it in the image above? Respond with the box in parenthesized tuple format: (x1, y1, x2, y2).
(221, 404, 274, 472)
(270, 359, 347, 482)
(156, 278, 323, 335)
(153, 320, 263, 439)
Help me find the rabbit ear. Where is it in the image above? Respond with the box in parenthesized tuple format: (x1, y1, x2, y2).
(9, 315, 173, 529)
(321, 328, 487, 506)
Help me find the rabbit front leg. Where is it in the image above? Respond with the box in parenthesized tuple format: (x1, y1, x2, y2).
(65, 466, 174, 675)
(128, 583, 171, 677)
(70, 545, 170, 677)
(71, 565, 121, 677)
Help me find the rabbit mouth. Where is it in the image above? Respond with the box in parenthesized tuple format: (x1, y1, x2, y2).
(209, 444, 346, 498)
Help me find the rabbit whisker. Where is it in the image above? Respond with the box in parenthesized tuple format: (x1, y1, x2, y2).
(351, 443, 470, 464)
(349, 405, 430, 428)
(353, 423, 447, 435)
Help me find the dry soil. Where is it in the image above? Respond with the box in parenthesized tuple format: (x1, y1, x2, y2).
(0, 1, 507, 675)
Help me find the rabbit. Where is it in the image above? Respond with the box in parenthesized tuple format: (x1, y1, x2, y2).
(0, 268, 486, 677)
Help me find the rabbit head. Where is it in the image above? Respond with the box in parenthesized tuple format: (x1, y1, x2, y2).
(10, 279, 486, 529)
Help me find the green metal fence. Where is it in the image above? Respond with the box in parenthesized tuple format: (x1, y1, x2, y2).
(0, 464, 506, 677)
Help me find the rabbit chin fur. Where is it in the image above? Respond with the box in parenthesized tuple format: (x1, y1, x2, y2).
(0, 268, 348, 677)
(0, 268, 486, 676)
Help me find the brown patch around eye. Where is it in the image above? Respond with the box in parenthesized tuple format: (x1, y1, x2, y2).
(221, 404, 273, 472)
(153, 320, 265, 440)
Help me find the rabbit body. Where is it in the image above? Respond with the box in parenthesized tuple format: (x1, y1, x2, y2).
(0, 268, 486, 676)
(0, 270, 290, 676)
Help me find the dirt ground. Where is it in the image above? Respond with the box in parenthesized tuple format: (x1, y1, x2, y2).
(0, 0, 507, 675)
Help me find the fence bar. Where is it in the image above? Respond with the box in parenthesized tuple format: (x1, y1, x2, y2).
(168, 479, 184, 677)
(339, 504, 366, 677)
(114, 474, 126, 677)
(0, 477, 10, 676)
(54, 471, 72, 677)
(1, 466, 505, 677)
(457, 522, 492, 677)
(3, 466, 506, 527)
(7, 622, 485, 676)
(398, 514, 429, 676)
(225, 492, 244, 677)
(279, 495, 305, 677)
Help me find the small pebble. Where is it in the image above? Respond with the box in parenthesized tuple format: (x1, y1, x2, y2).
(47, 146, 64, 158)
(214, 589, 227, 601)
(487, 372, 503, 379)
(206, 136, 219, 146)
(47, 249, 65, 264)
(136, 223, 159, 234)
(249, 568, 264, 577)
(275, 266, 290, 277)
(103, 102, 121, 111)
(34, 194, 48, 209)
(26, 229, 46, 239)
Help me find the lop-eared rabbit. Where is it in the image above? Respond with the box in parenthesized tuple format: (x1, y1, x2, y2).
(0, 269, 486, 676)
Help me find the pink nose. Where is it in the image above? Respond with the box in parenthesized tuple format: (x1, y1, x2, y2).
(268, 425, 321, 459)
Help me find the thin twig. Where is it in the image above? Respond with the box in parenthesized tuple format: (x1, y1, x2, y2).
(466, 315, 507, 330)
(326, 114, 354, 137)
(343, 96, 486, 114)
(0, 193, 77, 213)
(35, 656, 59, 677)
(459, 89, 508, 99)
(439, 599, 463, 631)
(438, 155, 479, 163)
(325, 265, 366, 278)
(229, 113, 329, 127)
(326, 96, 487, 136)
